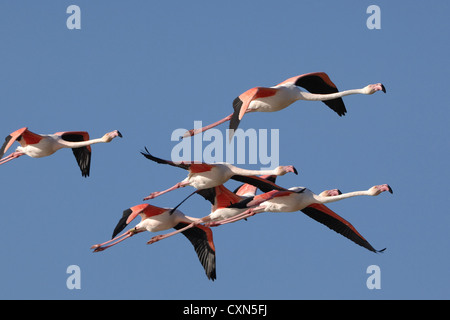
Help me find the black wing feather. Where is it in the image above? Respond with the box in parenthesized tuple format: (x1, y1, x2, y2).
(174, 223, 217, 281)
(295, 74, 347, 116)
(111, 208, 133, 239)
(61, 133, 91, 177)
(195, 188, 217, 205)
(0, 135, 13, 159)
(233, 175, 278, 194)
(229, 97, 243, 133)
(301, 205, 384, 253)
(141, 147, 190, 170)
(230, 175, 288, 193)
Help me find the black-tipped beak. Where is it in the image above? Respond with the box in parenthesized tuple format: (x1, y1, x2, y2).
(387, 185, 393, 194)
(293, 167, 298, 175)
(381, 84, 386, 93)
(117, 131, 123, 138)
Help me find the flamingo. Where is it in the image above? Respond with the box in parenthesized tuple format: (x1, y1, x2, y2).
(140, 147, 297, 200)
(182, 72, 386, 139)
(91, 203, 217, 281)
(0, 127, 122, 177)
(146, 181, 284, 245)
(206, 184, 393, 253)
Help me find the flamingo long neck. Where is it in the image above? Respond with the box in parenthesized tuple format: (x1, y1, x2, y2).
(62, 138, 105, 148)
(300, 88, 366, 102)
(315, 190, 372, 204)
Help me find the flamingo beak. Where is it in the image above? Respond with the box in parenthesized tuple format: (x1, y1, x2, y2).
(117, 131, 123, 138)
(381, 84, 386, 93)
(286, 166, 298, 175)
(387, 185, 393, 194)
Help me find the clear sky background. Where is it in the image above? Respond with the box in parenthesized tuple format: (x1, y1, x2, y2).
(0, 1, 449, 300)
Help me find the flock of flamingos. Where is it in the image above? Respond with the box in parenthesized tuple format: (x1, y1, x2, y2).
(0, 72, 392, 281)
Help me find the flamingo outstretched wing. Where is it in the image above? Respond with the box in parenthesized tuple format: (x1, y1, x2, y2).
(173, 222, 216, 281)
(0, 127, 42, 159)
(301, 203, 385, 253)
(279, 72, 347, 116)
(58, 131, 92, 177)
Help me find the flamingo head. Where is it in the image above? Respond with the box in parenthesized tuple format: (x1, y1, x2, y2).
(275, 165, 298, 176)
(368, 184, 393, 196)
(102, 130, 123, 142)
(363, 83, 386, 94)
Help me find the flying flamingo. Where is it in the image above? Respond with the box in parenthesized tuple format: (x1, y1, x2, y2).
(146, 182, 285, 245)
(182, 72, 386, 139)
(207, 184, 393, 253)
(91, 203, 217, 281)
(0, 127, 122, 177)
(140, 147, 297, 200)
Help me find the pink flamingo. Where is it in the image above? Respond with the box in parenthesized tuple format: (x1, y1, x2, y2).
(183, 72, 386, 139)
(140, 148, 297, 200)
(207, 184, 393, 253)
(0, 127, 122, 177)
(91, 203, 217, 281)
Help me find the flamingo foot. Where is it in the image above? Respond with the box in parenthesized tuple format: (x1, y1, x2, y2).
(0, 151, 24, 165)
(147, 234, 165, 245)
(182, 128, 200, 138)
(92, 246, 107, 253)
(143, 192, 160, 201)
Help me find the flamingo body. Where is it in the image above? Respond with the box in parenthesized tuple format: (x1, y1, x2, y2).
(257, 187, 311, 213)
(205, 185, 255, 221)
(184, 165, 231, 190)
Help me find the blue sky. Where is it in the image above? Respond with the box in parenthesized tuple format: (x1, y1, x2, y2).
(0, 1, 449, 300)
